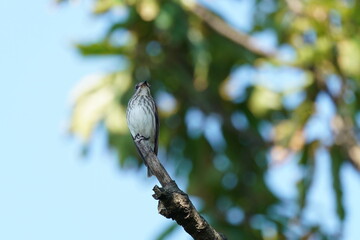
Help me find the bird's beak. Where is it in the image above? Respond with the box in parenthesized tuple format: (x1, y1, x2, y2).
(143, 81, 151, 87)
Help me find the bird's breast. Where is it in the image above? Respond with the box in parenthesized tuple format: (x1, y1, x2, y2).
(128, 105, 155, 139)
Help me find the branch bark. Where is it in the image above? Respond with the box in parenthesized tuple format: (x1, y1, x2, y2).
(135, 140, 227, 240)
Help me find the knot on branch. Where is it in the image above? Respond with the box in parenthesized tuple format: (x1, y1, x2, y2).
(152, 183, 226, 240)
(152, 182, 188, 219)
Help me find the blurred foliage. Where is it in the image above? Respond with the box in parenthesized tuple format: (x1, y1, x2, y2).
(64, 0, 360, 239)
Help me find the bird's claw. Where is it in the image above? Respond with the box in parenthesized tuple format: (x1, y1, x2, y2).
(135, 134, 150, 143)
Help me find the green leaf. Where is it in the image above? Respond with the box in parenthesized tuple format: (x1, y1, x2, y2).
(76, 43, 130, 56)
(337, 39, 360, 77)
(297, 142, 318, 211)
(330, 146, 346, 221)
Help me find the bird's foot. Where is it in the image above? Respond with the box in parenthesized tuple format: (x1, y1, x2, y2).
(135, 134, 150, 143)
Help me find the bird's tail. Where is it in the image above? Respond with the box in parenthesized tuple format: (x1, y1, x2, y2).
(133, 141, 154, 177)
(147, 168, 153, 177)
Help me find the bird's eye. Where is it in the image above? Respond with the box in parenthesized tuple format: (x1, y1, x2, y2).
(135, 84, 140, 90)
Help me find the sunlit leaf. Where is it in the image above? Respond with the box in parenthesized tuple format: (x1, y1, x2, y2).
(337, 39, 360, 77)
(136, 0, 159, 21)
(69, 72, 131, 141)
(249, 86, 281, 116)
(93, 0, 125, 14)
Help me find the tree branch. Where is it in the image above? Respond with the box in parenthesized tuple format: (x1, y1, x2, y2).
(186, 3, 276, 58)
(135, 140, 227, 240)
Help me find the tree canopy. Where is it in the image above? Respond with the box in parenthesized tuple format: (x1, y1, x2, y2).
(64, 0, 360, 239)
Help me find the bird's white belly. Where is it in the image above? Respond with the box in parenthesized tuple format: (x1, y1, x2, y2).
(128, 105, 154, 139)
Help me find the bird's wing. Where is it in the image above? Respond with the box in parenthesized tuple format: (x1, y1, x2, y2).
(154, 104, 159, 155)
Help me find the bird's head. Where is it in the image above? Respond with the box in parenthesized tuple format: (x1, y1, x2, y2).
(134, 81, 151, 95)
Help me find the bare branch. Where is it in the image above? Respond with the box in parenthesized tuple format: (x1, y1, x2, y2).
(135, 140, 227, 240)
(187, 3, 276, 58)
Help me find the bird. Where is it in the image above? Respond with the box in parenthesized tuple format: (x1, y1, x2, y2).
(126, 81, 159, 177)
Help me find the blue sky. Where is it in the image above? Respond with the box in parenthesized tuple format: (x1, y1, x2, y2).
(0, 1, 360, 240)
(0, 1, 188, 239)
